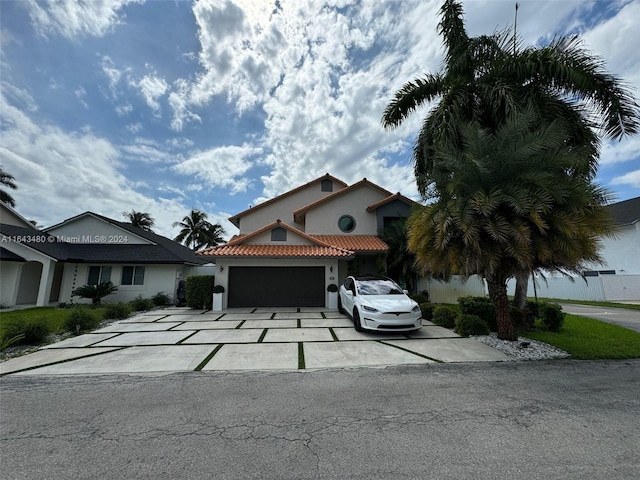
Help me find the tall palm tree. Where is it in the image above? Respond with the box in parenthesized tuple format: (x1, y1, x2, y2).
(1, 167, 18, 207)
(173, 209, 226, 250)
(123, 210, 155, 232)
(407, 111, 615, 340)
(382, 0, 639, 306)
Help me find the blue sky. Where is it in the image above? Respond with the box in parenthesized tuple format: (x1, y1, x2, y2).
(2, 0, 639, 240)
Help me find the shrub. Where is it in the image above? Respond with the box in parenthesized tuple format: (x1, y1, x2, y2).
(409, 293, 429, 305)
(540, 303, 565, 332)
(151, 292, 172, 306)
(72, 281, 118, 305)
(64, 308, 102, 334)
(104, 302, 132, 320)
(1, 317, 50, 347)
(129, 296, 155, 312)
(509, 306, 530, 330)
(186, 275, 214, 309)
(432, 306, 458, 329)
(454, 314, 490, 337)
(419, 302, 434, 321)
(458, 296, 497, 331)
(525, 300, 541, 320)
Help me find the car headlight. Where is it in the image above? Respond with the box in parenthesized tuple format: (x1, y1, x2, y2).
(412, 305, 420, 312)
(362, 305, 379, 313)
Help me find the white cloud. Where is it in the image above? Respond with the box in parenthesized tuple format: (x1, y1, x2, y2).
(600, 136, 640, 165)
(26, 0, 144, 39)
(611, 169, 640, 188)
(171, 144, 262, 194)
(116, 103, 133, 116)
(120, 141, 177, 164)
(130, 73, 169, 115)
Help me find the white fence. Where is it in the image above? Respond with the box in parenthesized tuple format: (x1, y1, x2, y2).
(506, 274, 640, 302)
(417, 275, 486, 304)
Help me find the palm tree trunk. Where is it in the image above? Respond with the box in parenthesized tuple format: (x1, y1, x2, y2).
(486, 276, 516, 341)
(513, 270, 529, 310)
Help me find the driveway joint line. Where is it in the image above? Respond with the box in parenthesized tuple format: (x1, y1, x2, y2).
(194, 344, 223, 371)
(257, 329, 267, 343)
(298, 342, 305, 369)
(235, 320, 245, 329)
(176, 331, 199, 344)
(378, 340, 443, 363)
(329, 328, 339, 341)
(0, 347, 128, 376)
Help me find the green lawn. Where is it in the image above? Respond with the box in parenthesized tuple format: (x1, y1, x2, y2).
(534, 298, 640, 311)
(525, 314, 640, 359)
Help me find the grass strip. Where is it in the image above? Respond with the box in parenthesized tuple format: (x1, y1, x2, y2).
(379, 340, 443, 363)
(321, 312, 327, 319)
(298, 342, 305, 369)
(270, 313, 276, 319)
(329, 328, 339, 341)
(258, 329, 267, 343)
(194, 344, 223, 371)
(297, 319, 301, 328)
(176, 331, 198, 344)
(235, 320, 245, 329)
(525, 314, 640, 359)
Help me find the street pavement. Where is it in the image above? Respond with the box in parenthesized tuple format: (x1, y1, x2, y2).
(1, 360, 638, 479)
(0, 307, 511, 376)
(560, 303, 640, 332)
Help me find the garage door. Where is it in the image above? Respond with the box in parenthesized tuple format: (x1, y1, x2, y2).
(228, 266, 325, 307)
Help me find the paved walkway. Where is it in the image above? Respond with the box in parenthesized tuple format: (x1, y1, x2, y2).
(560, 304, 640, 333)
(0, 307, 512, 376)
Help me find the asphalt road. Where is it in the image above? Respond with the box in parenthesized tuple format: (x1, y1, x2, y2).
(560, 304, 640, 332)
(1, 361, 639, 480)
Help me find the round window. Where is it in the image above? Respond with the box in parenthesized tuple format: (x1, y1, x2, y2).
(338, 215, 356, 233)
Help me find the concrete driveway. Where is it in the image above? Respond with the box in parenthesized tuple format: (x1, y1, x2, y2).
(0, 307, 511, 375)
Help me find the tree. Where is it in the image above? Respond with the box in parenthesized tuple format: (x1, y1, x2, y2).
(407, 112, 615, 340)
(173, 209, 226, 250)
(1, 167, 18, 207)
(72, 281, 118, 305)
(382, 0, 639, 307)
(123, 210, 155, 232)
(381, 218, 418, 291)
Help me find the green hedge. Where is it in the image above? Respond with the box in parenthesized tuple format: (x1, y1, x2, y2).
(186, 275, 215, 309)
(455, 314, 490, 336)
(432, 306, 457, 329)
(419, 302, 434, 321)
(457, 296, 497, 331)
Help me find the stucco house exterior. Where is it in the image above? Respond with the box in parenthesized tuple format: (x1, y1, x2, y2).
(199, 174, 417, 309)
(0, 203, 209, 307)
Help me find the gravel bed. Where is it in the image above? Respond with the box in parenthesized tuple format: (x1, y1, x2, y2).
(472, 333, 570, 360)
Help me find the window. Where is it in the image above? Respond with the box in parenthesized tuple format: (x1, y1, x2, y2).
(338, 215, 356, 233)
(271, 227, 287, 241)
(121, 266, 145, 285)
(87, 266, 112, 285)
(321, 179, 333, 192)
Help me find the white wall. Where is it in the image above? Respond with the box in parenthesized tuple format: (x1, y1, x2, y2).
(246, 228, 315, 245)
(0, 262, 21, 306)
(417, 275, 486, 304)
(47, 215, 150, 244)
(304, 187, 387, 235)
(596, 223, 640, 274)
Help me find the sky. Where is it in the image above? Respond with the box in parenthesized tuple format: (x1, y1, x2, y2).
(1, 0, 639, 240)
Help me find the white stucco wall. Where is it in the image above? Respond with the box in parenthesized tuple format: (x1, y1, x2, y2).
(0, 261, 21, 306)
(246, 228, 315, 245)
(0, 204, 33, 227)
(47, 215, 150, 244)
(59, 263, 187, 304)
(304, 187, 387, 235)
(237, 181, 345, 234)
(596, 223, 640, 274)
(214, 258, 339, 309)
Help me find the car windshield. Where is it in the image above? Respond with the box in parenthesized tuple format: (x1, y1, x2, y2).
(356, 279, 404, 295)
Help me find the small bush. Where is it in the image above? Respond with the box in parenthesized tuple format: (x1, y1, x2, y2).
(64, 308, 102, 334)
(419, 302, 434, 321)
(540, 303, 565, 332)
(104, 303, 132, 320)
(458, 296, 497, 331)
(525, 300, 540, 320)
(151, 292, 172, 306)
(409, 293, 429, 305)
(1, 317, 50, 347)
(186, 275, 214, 309)
(129, 296, 155, 312)
(455, 314, 490, 337)
(432, 306, 458, 329)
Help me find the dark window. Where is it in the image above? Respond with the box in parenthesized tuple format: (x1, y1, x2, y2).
(321, 179, 333, 192)
(583, 271, 599, 277)
(599, 270, 616, 275)
(122, 266, 145, 285)
(271, 227, 287, 241)
(338, 215, 356, 233)
(88, 266, 111, 286)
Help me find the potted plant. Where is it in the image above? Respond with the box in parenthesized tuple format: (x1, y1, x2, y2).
(327, 283, 338, 309)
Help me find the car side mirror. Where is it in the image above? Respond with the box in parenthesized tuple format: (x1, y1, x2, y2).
(403, 289, 409, 295)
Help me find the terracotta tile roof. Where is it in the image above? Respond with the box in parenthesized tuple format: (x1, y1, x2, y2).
(366, 192, 420, 212)
(226, 219, 325, 247)
(312, 235, 389, 253)
(228, 173, 348, 227)
(198, 243, 354, 258)
(293, 178, 393, 221)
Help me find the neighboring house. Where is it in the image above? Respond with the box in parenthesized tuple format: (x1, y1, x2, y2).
(199, 174, 418, 309)
(0, 204, 209, 307)
(506, 196, 640, 301)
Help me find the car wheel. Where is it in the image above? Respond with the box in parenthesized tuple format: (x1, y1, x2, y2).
(338, 295, 344, 315)
(353, 308, 364, 332)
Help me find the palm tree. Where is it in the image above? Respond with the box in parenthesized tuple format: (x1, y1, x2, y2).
(382, 0, 639, 306)
(1, 167, 18, 207)
(173, 209, 226, 250)
(407, 111, 615, 340)
(123, 210, 155, 232)
(381, 218, 418, 291)
(72, 281, 118, 305)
